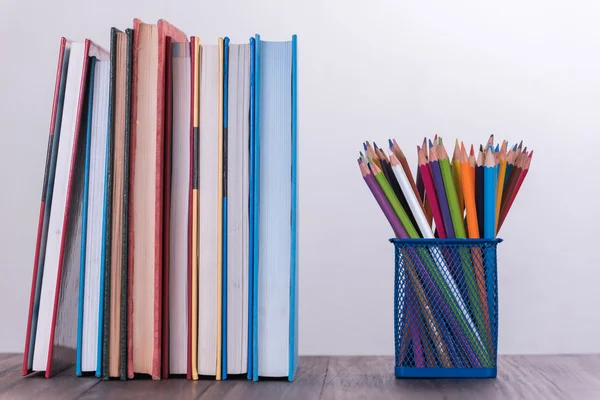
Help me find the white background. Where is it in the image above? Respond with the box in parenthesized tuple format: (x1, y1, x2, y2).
(1, 0, 599, 355)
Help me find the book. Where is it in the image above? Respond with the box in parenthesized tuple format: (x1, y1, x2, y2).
(224, 39, 251, 376)
(128, 18, 187, 380)
(251, 35, 298, 381)
(29, 40, 109, 378)
(23, 37, 71, 376)
(166, 41, 191, 376)
(76, 55, 110, 377)
(197, 42, 221, 378)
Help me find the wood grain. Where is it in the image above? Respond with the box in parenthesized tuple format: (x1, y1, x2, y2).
(198, 357, 329, 400)
(1, 355, 599, 399)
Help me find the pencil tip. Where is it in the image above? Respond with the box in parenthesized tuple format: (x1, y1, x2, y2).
(388, 138, 393, 147)
(470, 144, 475, 156)
(363, 142, 367, 150)
(455, 138, 459, 147)
(373, 142, 378, 150)
(428, 139, 433, 148)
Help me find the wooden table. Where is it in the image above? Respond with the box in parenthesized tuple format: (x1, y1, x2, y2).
(1, 354, 599, 399)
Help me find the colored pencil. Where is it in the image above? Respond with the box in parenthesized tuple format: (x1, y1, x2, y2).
(417, 146, 446, 238)
(483, 148, 496, 239)
(390, 139, 424, 207)
(390, 153, 432, 238)
(498, 151, 532, 231)
(365, 141, 381, 169)
(495, 141, 507, 231)
(438, 139, 466, 238)
(452, 139, 465, 215)
(429, 143, 455, 238)
(476, 149, 485, 238)
(371, 162, 419, 238)
(359, 160, 408, 238)
(378, 150, 421, 237)
(415, 138, 426, 201)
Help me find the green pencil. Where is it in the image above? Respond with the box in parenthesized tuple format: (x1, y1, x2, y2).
(371, 163, 419, 238)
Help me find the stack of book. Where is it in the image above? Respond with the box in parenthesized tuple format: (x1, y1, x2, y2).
(21, 18, 298, 382)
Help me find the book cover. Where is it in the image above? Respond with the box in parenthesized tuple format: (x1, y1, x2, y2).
(23, 37, 71, 376)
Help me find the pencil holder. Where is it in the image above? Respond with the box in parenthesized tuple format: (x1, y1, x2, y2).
(390, 238, 502, 378)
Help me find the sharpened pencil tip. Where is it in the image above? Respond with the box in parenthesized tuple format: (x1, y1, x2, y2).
(363, 142, 367, 150)
(428, 139, 433, 148)
(470, 144, 475, 156)
(373, 142, 378, 150)
(528, 150, 534, 158)
(388, 139, 393, 148)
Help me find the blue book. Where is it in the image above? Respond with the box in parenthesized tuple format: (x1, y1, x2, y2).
(76, 57, 96, 376)
(251, 34, 298, 382)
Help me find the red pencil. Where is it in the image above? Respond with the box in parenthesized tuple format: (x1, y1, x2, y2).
(417, 145, 447, 238)
(498, 151, 532, 232)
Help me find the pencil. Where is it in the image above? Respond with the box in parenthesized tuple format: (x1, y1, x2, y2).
(495, 141, 507, 232)
(378, 151, 421, 237)
(483, 148, 496, 239)
(438, 139, 467, 238)
(414, 138, 426, 201)
(390, 153, 432, 238)
(390, 139, 424, 207)
(365, 141, 381, 169)
(452, 139, 465, 216)
(417, 146, 447, 238)
(359, 160, 408, 238)
(504, 143, 517, 190)
(500, 151, 525, 217)
(460, 143, 479, 238)
(498, 151, 532, 231)
(476, 149, 485, 238)
(469, 145, 476, 198)
(429, 142, 455, 238)
(371, 162, 419, 238)
(460, 144, 492, 351)
(419, 139, 434, 225)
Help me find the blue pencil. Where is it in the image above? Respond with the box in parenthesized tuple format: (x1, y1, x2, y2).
(483, 148, 496, 238)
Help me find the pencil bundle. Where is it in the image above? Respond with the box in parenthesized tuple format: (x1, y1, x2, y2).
(359, 136, 532, 369)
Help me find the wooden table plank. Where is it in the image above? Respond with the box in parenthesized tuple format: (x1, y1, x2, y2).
(0, 366, 99, 400)
(77, 378, 213, 400)
(198, 357, 329, 400)
(320, 355, 446, 400)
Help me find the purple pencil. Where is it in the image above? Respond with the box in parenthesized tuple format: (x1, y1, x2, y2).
(429, 143, 455, 238)
(407, 285, 425, 367)
(359, 160, 408, 239)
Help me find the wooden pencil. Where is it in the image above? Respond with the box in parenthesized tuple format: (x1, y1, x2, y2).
(504, 143, 517, 190)
(390, 153, 432, 238)
(359, 159, 408, 238)
(390, 138, 424, 207)
(414, 138, 426, 201)
(365, 141, 381, 169)
(438, 139, 467, 238)
(378, 152, 421, 237)
(452, 139, 465, 216)
(483, 148, 497, 239)
(417, 146, 446, 238)
(371, 162, 419, 238)
(498, 151, 532, 231)
(429, 143, 455, 238)
(500, 151, 526, 216)
(495, 141, 507, 232)
(476, 149, 485, 238)
(419, 139, 434, 225)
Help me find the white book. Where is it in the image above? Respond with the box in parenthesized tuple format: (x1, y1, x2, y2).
(168, 42, 191, 374)
(256, 40, 294, 378)
(33, 42, 90, 371)
(226, 43, 250, 375)
(197, 44, 219, 376)
(80, 59, 110, 372)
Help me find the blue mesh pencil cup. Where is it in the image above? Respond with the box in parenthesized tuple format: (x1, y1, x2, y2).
(391, 238, 502, 378)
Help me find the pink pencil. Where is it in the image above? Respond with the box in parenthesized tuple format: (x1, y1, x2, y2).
(417, 146, 447, 238)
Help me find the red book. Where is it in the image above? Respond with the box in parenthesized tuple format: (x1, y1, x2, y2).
(24, 39, 109, 378)
(22, 37, 70, 376)
(128, 18, 187, 380)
